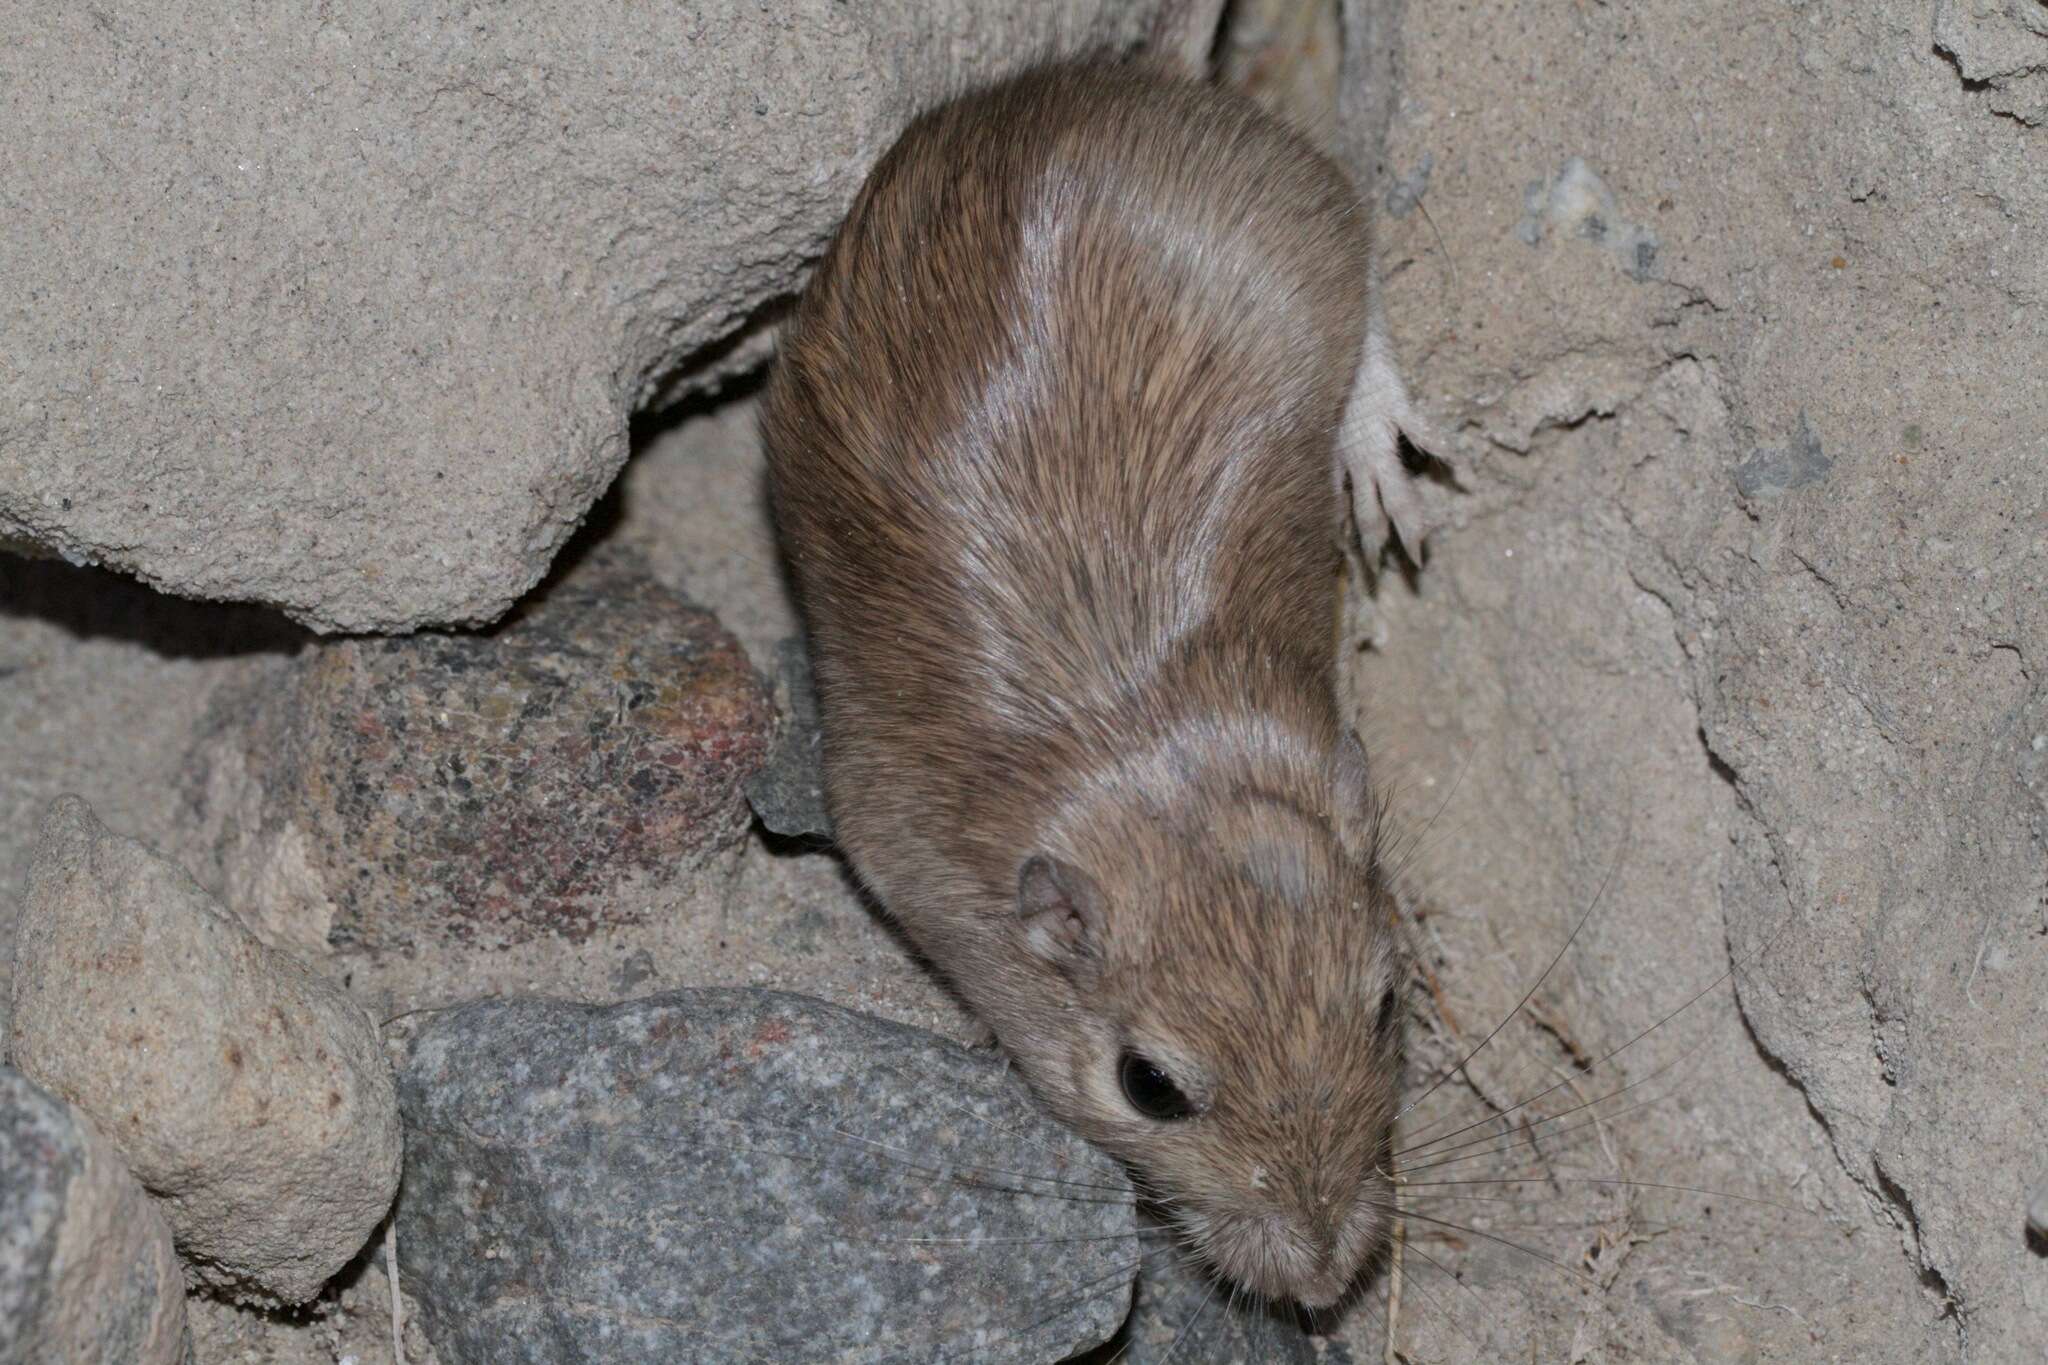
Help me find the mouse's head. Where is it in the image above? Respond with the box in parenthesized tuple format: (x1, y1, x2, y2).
(987, 728, 1405, 1310)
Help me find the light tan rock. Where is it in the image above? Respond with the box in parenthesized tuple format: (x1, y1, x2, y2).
(9, 796, 400, 1303)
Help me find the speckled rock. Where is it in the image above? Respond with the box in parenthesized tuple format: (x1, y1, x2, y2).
(7, 797, 400, 1303)
(391, 988, 1137, 1364)
(744, 635, 832, 842)
(0, 1066, 190, 1365)
(182, 549, 772, 952)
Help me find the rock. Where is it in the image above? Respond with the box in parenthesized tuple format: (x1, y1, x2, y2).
(1354, 0, 2048, 1352)
(0, 2, 1180, 633)
(0, 1066, 190, 1365)
(391, 988, 1136, 1363)
(181, 548, 773, 953)
(7, 797, 400, 1303)
(745, 635, 833, 841)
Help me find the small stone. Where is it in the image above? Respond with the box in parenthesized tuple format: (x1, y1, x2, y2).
(8, 797, 400, 1304)
(183, 548, 774, 951)
(2028, 1178, 2048, 1243)
(744, 634, 833, 841)
(0, 1066, 190, 1365)
(392, 988, 1137, 1364)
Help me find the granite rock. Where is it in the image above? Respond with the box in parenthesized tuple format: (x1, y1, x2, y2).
(182, 549, 773, 952)
(0, 1066, 190, 1365)
(8, 797, 400, 1303)
(391, 988, 1137, 1363)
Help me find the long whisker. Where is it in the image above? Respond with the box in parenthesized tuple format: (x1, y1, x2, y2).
(926, 1240, 1180, 1365)
(1396, 1029, 1710, 1167)
(825, 1122, 1136, 1200)
(1375, 1235, 1497, 1359)
(867, 1226, 1173, 1249)
(678, 1117, 1137, 1207)
(1379, 737, 1477, 886)
(1394, 825, 1629, 1125)
(1394, 899, 1801, 1156)
(1159, 1271, 1222, 1365)
(1396, 1175, 1806, 1215)
(1395, 1079, 1700, 1181)
(1395, 1209, 1599, 1289)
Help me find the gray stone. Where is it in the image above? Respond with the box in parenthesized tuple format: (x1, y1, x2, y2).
(1731, 411, 1833, 499)
(8, 797, 400, 1303)
(0, 1066, 190, 1365)
(179, 547, 773, 954)
(745, 634, 834, 842)
(391, 988, 1137, 1363)
(0, 2, 1177, 633)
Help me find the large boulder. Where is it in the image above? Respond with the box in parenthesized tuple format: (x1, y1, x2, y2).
(0, 2, 1178, 632)
(1350, 0, 2048, 1356)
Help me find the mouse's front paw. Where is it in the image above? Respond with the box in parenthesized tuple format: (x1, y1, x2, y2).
(1338, 327, 1454, 565)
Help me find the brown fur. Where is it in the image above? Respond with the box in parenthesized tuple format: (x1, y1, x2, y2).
(761, 61, 1403, 1308)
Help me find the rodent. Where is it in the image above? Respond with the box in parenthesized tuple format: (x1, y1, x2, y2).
(761, 58, 1435, 1310)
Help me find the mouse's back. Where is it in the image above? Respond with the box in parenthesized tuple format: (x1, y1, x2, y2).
(765, 63, 1369, 823)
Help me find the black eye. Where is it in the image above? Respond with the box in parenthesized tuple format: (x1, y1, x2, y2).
(1119, 1051, 1196, 1121)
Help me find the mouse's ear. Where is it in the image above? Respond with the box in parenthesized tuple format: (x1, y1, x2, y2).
(1017, 853, 1106, 975)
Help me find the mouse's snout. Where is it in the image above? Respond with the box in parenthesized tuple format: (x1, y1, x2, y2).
(1195, 1189, 1387, 1309)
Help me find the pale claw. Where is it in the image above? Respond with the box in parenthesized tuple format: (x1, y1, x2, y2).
(1336, 320, 1452, 565)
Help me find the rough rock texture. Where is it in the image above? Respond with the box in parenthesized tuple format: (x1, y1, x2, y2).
(0, 2, 1176, 633)
(745, 635, 832, 841)
(0, 1066, 191, 1365)
(391, 989, 1136, 1364)
(8, 797, 401, 1303)
(1345, 0, 2048, 1357)
(0, 554, 306, 1056)
(179, 548, 772, 954)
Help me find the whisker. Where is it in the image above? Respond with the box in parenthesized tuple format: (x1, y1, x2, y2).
(1159, 1271, 1222, 1365)
(923, 1240, 1181, 1365)
(825, 1122, 1136, 1200)
(1396, 1175, 1806, 1215)
(869, 1226, 1172, 1249)
(684, 1120, 1136, 1208)
(1375, 1234, 1496, 1359)
(1394, 898, 1802, 1156)
(1379, 737, 1477, 887)
(1396, 1031, 1710, 1169)
(1393, 823, 1629, 1126)
(1395, 1209, 1599, 1290)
